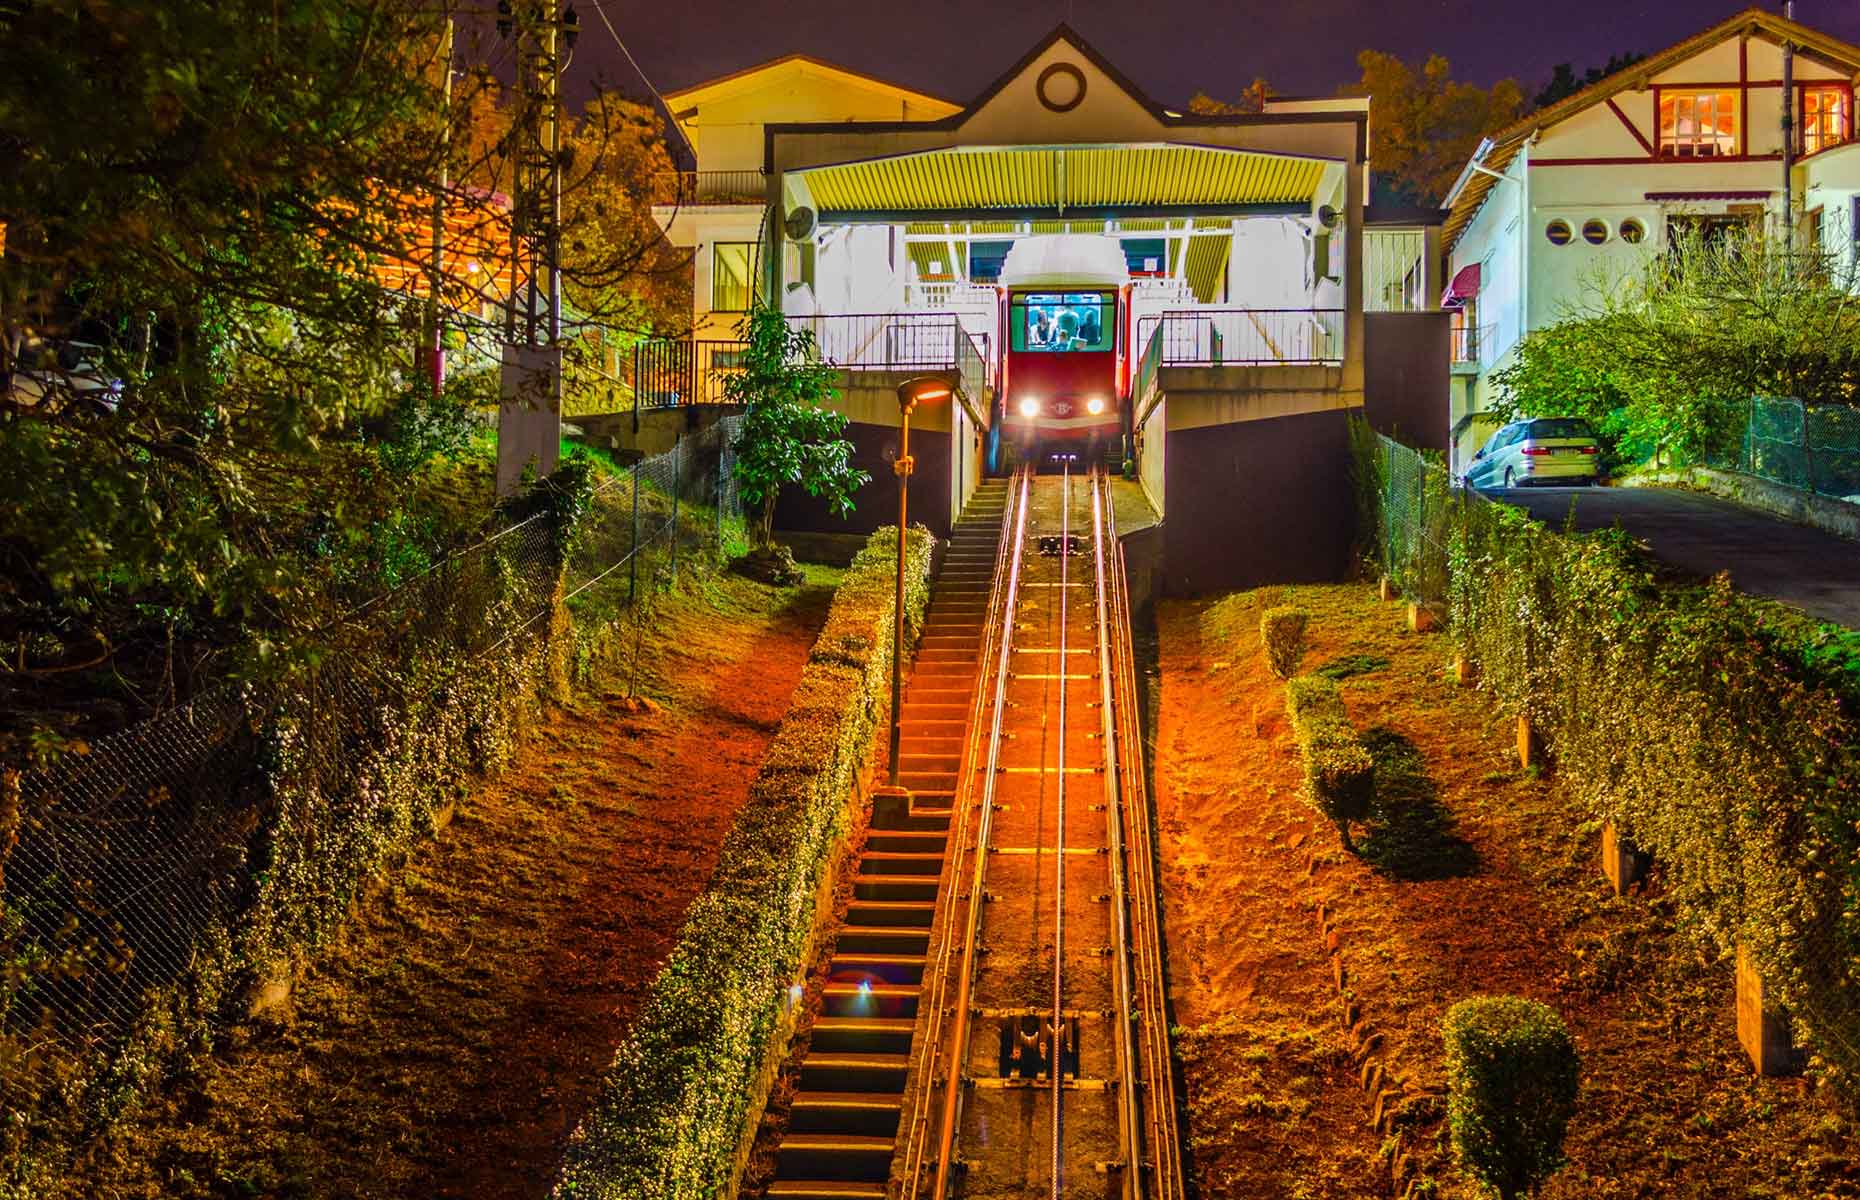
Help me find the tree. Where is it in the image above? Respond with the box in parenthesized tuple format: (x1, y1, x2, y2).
(723, 304, 869, 552)
(1493, 226, 1860, 467)
(1531, 53, 1646, 111)
(0, 0, 689, 752)
(1346, 51, 1525, 206)
(1187, 78, 1275, 115)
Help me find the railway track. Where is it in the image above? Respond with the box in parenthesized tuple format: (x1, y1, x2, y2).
(762, 465, 1180, 1200)
(897, 464, 1182, 1200)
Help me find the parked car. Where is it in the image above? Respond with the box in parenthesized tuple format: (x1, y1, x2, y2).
(1463, 417, 1601, 489)
(5, 337, 123, 411)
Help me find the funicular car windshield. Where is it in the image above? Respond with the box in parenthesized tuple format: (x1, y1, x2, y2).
(1010, 292, 1114, 352)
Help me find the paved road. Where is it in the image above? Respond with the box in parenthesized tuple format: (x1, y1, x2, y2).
(1491, 484, 1860, 628)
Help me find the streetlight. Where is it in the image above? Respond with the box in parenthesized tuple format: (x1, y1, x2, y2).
(882, 376, 953, 795)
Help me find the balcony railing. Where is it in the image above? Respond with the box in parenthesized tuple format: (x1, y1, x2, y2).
(1135, 309, 1346, 369)
(631, 314, 992, 422)
(1451, 324, 1494, 365)
(651, 170, 767, 206)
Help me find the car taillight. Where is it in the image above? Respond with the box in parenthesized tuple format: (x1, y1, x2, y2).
(1521, 446, 1552, 457)
(1579, 445, 1598, 454)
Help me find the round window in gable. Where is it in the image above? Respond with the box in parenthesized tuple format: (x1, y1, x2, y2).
(1620, 218, 1646, 244)
(1546, 220, 1573, 246)
(1582, 219, 1610, 245)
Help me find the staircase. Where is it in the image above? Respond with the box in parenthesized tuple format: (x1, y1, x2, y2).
(766, 480, 1009, 1200)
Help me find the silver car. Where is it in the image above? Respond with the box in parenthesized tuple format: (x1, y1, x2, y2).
(1464, 417, 1601, 489)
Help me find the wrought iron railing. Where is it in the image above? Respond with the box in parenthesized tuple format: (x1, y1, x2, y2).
(1133, 309, 1345, 368)
(1451, 324, 1494, 365)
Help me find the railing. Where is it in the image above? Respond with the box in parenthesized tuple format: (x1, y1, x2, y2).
(650, 170, 767, 206)
(1451, 324, 1494, 365)
(1134, 309, 1345, 368)
(632, 338, 747, 416)
(786, 312, 973, 371)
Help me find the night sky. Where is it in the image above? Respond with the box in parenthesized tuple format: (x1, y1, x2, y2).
(551, 0, 1860, 109)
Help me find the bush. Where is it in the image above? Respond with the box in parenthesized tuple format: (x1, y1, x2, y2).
(1284, 674, 1375, 848)
(552, 524, 934, 1199)
(1443, 996, 1580, 1200)
(1259, 606, 1310, 679)
(1357, 428, 1860, 1093)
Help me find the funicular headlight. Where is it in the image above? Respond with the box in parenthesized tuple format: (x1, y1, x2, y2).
(1086, 397, 1106, 415)
(1018, 397, 1040, 418)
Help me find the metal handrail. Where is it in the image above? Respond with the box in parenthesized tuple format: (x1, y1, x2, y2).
(1104, 506, 1187, 1200)
(895, 465, 1030, 1195)
(1093, 470, 1142, 1199)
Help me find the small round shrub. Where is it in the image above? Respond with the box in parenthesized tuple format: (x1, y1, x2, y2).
(1443, 995, 1581, 1200)
(1300, 717, 1374, 845)
(1260, 606, 1310, 678)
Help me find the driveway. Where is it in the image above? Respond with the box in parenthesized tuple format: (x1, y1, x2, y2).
(1489, 484, 1860, 628)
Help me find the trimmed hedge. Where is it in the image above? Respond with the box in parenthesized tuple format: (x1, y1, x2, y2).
(1260, 606, 1310, 679)
(552, 524, 935, 1199)
(1358, 428, 1860, 1089)
(1284, 674, 1375, 848)
(1443, 995, 1580, 1200)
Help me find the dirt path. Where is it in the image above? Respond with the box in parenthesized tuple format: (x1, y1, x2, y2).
(67, 570, 839, 1200)
(1151, 584, 1860, 1200)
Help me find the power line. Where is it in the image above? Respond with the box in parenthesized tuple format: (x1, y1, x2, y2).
(580, 0, 697, 165)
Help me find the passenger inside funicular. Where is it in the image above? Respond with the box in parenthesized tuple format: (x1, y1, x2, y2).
(1016, 292, 1112, 352)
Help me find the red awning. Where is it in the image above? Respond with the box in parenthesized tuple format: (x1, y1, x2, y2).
(1441, 263, 1481, 309)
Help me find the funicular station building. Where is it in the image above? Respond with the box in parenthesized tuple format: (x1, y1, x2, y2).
(649, 27, 1448, 592)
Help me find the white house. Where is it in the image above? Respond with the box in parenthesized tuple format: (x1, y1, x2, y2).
(1441, 7, 1860, 469)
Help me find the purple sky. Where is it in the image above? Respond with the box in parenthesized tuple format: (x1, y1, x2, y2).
(551, 0, 1860, 110)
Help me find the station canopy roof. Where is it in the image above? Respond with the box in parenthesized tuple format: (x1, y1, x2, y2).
(793, 144, 1333, 221)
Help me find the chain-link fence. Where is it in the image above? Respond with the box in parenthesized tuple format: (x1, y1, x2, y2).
(1350, 417, 1457, 605)
(0, 420, 743, 1147)
(1714, 396, 1860, 502)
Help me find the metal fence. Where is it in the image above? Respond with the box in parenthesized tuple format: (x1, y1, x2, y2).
(1134, 308, 1346, 368)
(0, 422, 742, 1124)
(1714, 395, 1860, 502)
(1352, 424, 1461, 605)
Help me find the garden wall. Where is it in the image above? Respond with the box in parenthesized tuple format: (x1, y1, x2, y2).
(551, 524, 935, 1199)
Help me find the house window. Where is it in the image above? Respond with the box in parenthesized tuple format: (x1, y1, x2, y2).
(711, 242, 756, 312)
(1803, 86, 1852, 155)
(1620, 219, 1646, 244)
(1581, 219, 1610, 245)
(1658, 91, 1738, 157)
(1546, 220, 1573, 246)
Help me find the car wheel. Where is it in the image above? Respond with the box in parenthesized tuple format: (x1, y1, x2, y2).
(1503, 467, 1516, 488)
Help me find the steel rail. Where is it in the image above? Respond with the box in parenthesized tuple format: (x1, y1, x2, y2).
(1050, 462, 1070, 1200)
(905, 465, 1034, 1199)
(1106, 519, 1188, 1200)
(1093, 470, 1143, 1199)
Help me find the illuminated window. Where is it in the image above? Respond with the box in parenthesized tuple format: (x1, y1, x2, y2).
(1009, 292, 1115, 353)
(1658, 91, 1738, 157)
(1581, 219, 1610, 245)
(1620, 219, 1646, 244)
(1804, 86, 1852, 155)
(711, 242, 755, 312)
(1546, 220, 1573, 246)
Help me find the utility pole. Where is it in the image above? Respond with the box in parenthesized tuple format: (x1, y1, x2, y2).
(495, 0, 578, 496)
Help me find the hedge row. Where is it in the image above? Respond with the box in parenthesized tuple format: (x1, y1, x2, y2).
(552, 523, 935, 1199)
(1357, 427, 1860, 1087)
(1284, 674, 1375, 848)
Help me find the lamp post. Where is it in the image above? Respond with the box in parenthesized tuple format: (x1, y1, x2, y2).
(884, 376, 953, 793)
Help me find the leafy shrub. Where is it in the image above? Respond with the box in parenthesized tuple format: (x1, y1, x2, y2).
(1284, 674, 1375, 848)
(1358, 429, 1860, 1092)
(553, 524, 934, 1199)
(1442, 995, 1580, 1200)
(1259, 606, 1310, 679)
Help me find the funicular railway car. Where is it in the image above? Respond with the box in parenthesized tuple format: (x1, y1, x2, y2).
(994, 235, 1133, 467)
